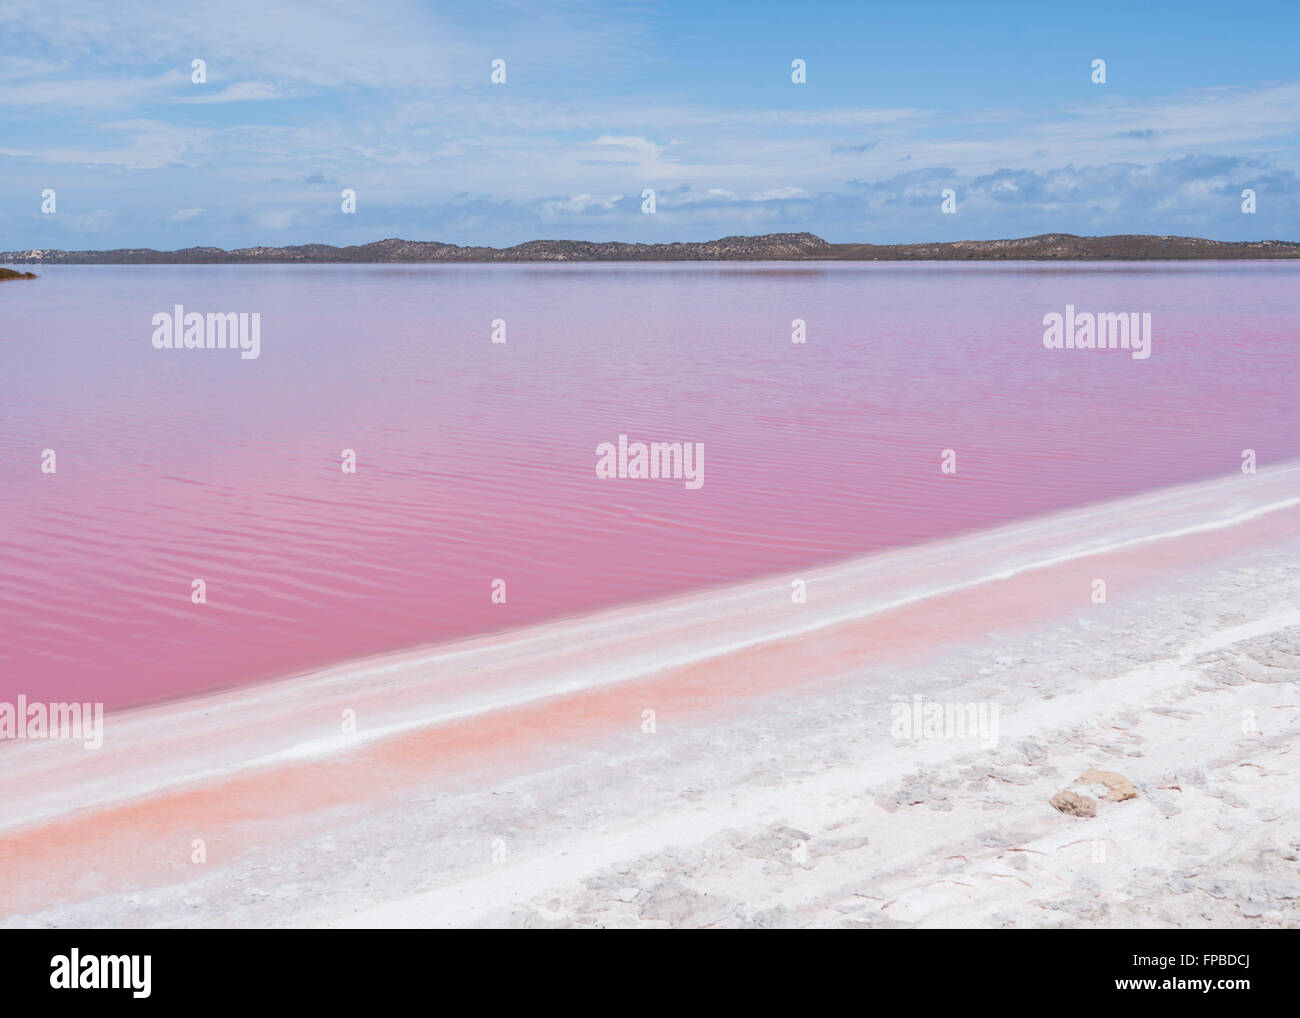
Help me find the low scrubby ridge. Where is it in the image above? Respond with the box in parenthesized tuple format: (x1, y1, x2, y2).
(3, 233, 1300, 264)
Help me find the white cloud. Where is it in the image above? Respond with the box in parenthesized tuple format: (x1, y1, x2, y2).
(175, 81, 281, 104)
(590, 136, 669, 162)
(750, 186, 810, 201)
(35, 119, 213, 169)
(0, 70, 186, 109)
(541, 193, 622, 214)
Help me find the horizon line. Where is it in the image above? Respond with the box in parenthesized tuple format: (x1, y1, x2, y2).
(5, 231, 1300, 265)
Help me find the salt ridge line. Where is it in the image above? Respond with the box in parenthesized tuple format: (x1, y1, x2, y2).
(290, 464, 1300, 679)
(141, 487, 1300, 767)
(2, 476, 1297, 834)
(94, 461, 1300, 727)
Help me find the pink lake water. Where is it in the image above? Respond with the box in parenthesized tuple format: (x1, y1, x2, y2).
(2, 261, 1298, 708)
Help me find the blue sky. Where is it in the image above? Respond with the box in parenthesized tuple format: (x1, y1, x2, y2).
(2, 0, 1298, 249)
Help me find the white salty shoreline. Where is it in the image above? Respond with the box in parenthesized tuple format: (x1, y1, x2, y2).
(2, 463, 1299, 928)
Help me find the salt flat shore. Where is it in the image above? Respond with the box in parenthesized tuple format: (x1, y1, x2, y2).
(2, 464, 1299, 928)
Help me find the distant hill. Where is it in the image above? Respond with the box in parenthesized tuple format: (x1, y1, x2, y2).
(829, 234, 1300, 261)
(3, 233, 1299, 265)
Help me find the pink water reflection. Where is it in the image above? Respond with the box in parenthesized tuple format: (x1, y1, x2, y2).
(2, 261, 1297, 707)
